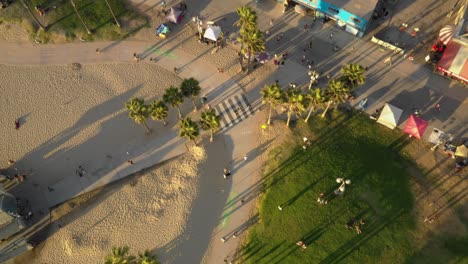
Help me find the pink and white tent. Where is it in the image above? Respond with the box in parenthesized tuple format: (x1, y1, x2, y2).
(437, 41, 468, 83)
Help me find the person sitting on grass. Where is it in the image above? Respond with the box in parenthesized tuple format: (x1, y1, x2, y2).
(296, 241, 307, 251)
(346, 218, 356, 230)
(317, 193, 328, 205)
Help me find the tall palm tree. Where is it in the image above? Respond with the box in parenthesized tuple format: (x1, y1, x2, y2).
(238, 28, 265, 72)
(149, 100, 169, 126)
(200, 108, 221, 142)
(125, 98, 151, 133)
(341, 63, 366, 88)
(260, 83, 282, 125)
(283, 87, 306, 127)
(235, 6, 264, 72)
(321, 79, 349, 118)
(179, 117, 200, 145)
(163, 86, 184, 119)
(180, 78, 201, 112)
(70, 0, 92, 34)
(235, 6, 257, 31)
(19, 0, 46, 29)
(137, 250, 160, 264)
(104, 0, 121, 27)
(104, 246, 136, 264)
(304, 88, 326, 123)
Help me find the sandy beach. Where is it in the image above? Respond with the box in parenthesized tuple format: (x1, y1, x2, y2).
(15, 146, 206, 264)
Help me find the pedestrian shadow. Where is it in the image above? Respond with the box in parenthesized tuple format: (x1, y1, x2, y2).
(220, 213, 259, 242)
(278, 176, 325, 210)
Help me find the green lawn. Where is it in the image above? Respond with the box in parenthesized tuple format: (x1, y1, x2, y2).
(0, 0, 147, 42)
(237, 111, 433, 263)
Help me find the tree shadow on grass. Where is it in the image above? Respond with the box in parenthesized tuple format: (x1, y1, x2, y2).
(320, 208, 407, 264)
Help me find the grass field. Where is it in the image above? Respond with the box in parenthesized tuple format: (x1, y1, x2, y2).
(0, 0, 147, 42)
(237, 111, 465, 264)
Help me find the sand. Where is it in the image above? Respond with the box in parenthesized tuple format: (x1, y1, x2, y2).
(0, 62, 203, 263)
(0, 22, 30, 43)
(0, 63, 185, 187)
(23, 145, 205, 264)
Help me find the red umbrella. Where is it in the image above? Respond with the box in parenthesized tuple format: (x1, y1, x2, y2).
(403, 114, 428, 139)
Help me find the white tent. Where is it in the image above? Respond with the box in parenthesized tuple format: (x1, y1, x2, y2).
(204, 25, 222, 41)
(377, 103, 403, 129)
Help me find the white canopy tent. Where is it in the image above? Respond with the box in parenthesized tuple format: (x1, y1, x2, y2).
(377, 103, 403, 129)
(203, 25, 222, 41)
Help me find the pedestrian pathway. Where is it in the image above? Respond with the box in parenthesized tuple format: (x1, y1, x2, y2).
(213, 93, 256, 132)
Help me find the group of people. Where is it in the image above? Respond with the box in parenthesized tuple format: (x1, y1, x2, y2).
(273, 52, 287, 67)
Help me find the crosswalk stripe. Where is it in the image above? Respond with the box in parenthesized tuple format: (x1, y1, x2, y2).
(221, 100, 236, 126)
(237, 94, 252, 117)
(214, 93, 256, 132)
(240, 94, 255, 114)
(214, 104, 227, 128)
(227, 97, 243, 125)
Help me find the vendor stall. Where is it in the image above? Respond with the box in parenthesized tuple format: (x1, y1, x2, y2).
(376, 103, 403, 130)
(436, 40, 468, 83)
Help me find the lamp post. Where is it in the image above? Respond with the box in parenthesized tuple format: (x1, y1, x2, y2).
(308, 70, 319, 90)
(192, 16, 203, 40)
(334, 177, 351, 196)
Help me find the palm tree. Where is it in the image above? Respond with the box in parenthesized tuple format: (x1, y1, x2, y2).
(104, 246, 136, 264)
(238, 28, 265, 71)
(235, 6, 257, 31)
(19, 0, 46, 29)
(304, 88, 326, 123)
(260, 83, 282, 125)
(200, 108, 221, 142)
(137, 250, 160, 264)
(104, 0, 121, 27)
(163, 86, 184, 119)
(179, 117, 200, 145)
(125, 98, 151, 133)
(70, 0, 92, 34)
(180, 78, 201, 112)
(235, 6, 264, 72)
(149, 100, 169, 126)
(341, 63, 366, 88)
(321, 79, 349, 118)
(283, 87, 306, 127)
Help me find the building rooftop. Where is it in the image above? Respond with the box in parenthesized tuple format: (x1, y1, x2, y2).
(327, 0, 379, 21)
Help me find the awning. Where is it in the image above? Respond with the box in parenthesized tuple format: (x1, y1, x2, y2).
(166, 7, 182, 24)
(377, 103, 403, 129)
(455, 144, 468, 157)
(439, 25, 455, 45)
(403, 114, 428, 139)
(203, 25, 222, 41)
(437, 41, 468, 82)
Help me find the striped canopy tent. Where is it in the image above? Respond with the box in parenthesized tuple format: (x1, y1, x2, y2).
(439, 25, 456, 45)
(436, 41, 468, 82)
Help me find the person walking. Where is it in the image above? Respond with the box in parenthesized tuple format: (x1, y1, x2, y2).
(133, 52, 140, 62)
(223, 168, 231, 179)
(15, 119, 20, 129)
(95, 48, 101, 54)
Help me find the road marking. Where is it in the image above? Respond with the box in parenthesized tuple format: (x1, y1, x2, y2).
(214, 93, 255, 132)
